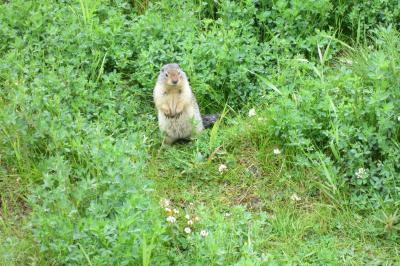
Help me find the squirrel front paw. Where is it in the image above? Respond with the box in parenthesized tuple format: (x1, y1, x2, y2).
(160, 104, 171, 116)
(175, 102, 185, 114)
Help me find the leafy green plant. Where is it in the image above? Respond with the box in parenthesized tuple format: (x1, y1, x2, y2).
(234, 28, 400, 209)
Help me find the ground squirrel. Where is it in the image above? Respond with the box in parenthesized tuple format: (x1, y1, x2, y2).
(153, 63, 204, 144)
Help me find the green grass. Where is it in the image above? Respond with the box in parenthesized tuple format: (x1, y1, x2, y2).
(1, 0, 400, 265)
(147, 124, 399, 264)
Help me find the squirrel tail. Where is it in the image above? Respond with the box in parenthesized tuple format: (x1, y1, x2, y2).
(201, 113, 221, 129)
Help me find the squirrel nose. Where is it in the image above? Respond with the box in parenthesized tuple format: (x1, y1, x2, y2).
(172, 80, 178, 85)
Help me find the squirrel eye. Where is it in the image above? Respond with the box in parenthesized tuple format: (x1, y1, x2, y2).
(165, 73, 168, 77)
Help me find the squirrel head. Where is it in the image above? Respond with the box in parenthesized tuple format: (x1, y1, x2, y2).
(159, 63, 185, 87)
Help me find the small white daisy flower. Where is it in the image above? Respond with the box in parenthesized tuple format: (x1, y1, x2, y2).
(200, 230, 209, 237)
(166, 216, 176, 223)
(173, 208, 179, 214)
(184, 227, 192, 234)
(185, 214, 191, 220)
(194, 215, 200, 221)
(224, 212, 231, 217)
(248, 108, 256, 117)
(290, 193, 301, 202)
(273, 148, 281, 155)
(160, 198, 171, 207)
(165, 207, 171, 212)
(187, 220, 194, 225)
(355, 168, 366, 179)
(397, 116, 400, 122)
(218, 164, 228, 174)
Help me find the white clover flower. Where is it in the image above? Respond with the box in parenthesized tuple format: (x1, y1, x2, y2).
(165, 207, 171, 212)
(273, 148, 281, 155)
(184, 227, 192, 234)
(248, 108, 256, 117)
(185, 214, 191, 220)
(187, 220, 194, 225)
(200, 230, 209, 237)
(218, 164, 228, 174)
(68, 209, 78, 218)
(290, 193, 301, 202)
(166, 216, 176, 223)
(173, 208, 179, 214)
(160, 198, 171, 207)
(355, 168, 366, 179)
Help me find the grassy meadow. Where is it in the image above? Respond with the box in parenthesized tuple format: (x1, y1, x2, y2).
(1, 0, 400, 265)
